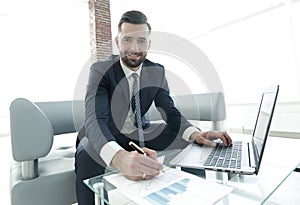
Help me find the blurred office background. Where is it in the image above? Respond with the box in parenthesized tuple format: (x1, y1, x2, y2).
(1, 0, 300, 136)
(0, 0, 299, 204)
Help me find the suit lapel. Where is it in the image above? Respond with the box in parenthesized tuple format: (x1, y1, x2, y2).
(113, 59, 157, 116)
(113, 61, 130, 103)
(140, 64, 153, 114)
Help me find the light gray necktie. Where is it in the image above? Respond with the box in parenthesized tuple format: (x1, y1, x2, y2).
(132, 73, 145, 147)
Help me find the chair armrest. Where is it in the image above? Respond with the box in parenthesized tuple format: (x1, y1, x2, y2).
(10, 98, 53, 162)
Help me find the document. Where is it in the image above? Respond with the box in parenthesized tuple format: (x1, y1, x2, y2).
(104, 166, 232, 205)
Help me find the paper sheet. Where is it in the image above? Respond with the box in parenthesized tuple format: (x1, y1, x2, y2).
(104, 163, 232, 205)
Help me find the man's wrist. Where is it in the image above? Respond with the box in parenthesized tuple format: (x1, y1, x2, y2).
(183, 126, 201, 142)
(100, 141, 123, 166)
(111, 149, 128, 168)
(190, 131, 203, 142)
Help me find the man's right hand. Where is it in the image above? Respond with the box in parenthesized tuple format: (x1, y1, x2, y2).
(111, 148, 163, 181)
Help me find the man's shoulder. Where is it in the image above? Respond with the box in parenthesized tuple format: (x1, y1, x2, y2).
(144, 58, 164, 70)
(94, 55, 120, 66)
(91, 55, 120, 72)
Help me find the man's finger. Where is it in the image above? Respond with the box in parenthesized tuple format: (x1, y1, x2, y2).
(143, 147, 157, 159)
(197, 136, 216, 147)
(219, 132, 232, 146)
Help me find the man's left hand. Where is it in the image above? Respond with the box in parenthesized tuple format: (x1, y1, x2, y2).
(191, 131, 232, 147)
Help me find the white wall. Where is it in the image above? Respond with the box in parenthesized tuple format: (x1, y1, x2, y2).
(0, 0, 91, 134)
(1, 1, 299, 135)
(0, 0, 90, 114)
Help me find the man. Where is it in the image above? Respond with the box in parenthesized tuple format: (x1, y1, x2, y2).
(75, 10, 232, 205)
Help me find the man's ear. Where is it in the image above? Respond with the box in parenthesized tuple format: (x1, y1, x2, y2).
(147, 39, 151, 50)
(115, 36, 119, 48)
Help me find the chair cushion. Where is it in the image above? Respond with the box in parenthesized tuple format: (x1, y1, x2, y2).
(10, 157, 76, 205)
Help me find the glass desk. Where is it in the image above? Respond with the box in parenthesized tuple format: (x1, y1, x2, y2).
(84, 136, 300, 204)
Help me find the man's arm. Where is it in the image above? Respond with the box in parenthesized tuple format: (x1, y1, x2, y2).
(84, 61, 120, 159)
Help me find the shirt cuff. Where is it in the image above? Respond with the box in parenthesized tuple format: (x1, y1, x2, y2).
(100, 141, 123, 166)
(182, 126, 201, 142)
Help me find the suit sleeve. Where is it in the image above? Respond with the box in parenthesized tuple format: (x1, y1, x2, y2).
(84, 62, 120, 156)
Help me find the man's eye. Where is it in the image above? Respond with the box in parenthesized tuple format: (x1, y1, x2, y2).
(123, 38, 132, 43)
(138, 39, 147, 44)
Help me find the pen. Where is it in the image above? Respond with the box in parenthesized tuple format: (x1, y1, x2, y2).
(128, 141, 165, 173)
(129, 141, 147, 156)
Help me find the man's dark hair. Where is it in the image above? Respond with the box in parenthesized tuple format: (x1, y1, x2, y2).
(118, 10, 151, 33)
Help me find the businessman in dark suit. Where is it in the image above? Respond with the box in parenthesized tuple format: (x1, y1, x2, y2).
(75, 10, 232, 205)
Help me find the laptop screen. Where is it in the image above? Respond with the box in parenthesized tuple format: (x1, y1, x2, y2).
(253, 85, 279, 163)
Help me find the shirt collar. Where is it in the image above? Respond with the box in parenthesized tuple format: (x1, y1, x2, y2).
(120, 59, 142, 78)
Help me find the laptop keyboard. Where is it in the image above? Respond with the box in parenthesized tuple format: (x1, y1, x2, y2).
(204, 141, 242, 169)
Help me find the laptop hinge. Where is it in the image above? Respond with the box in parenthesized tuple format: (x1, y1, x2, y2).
(248, 141, 258, 168)
(253, 139, 260, 167)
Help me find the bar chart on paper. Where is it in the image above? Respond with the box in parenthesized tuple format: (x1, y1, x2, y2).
(106, 168, 233, 205)
(143, 178, 191, 205)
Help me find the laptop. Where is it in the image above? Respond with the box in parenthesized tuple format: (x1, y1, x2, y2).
(170, 85, 279, 175)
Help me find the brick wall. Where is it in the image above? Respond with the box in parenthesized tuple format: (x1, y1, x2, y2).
(89, 0, 112, 62)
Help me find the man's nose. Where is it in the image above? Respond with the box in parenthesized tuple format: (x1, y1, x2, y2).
(129, 41, 140, 52)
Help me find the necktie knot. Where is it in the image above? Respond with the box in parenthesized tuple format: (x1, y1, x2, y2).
(132, 73, 139, 80)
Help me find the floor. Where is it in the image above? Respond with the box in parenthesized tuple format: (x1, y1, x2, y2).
(1, 135, 300, 205)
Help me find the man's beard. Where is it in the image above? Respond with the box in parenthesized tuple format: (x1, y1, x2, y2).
(121, 52, 147, 68)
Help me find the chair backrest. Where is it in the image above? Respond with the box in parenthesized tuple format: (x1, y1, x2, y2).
(10, 98, 85, 162)
(10, 92, 226, 161)
(10, 92, 225, 178)
(10, 92, 225, 161)
(146, 92, 226, 130)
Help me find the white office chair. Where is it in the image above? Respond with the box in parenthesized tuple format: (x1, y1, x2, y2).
(9, 92, 226, 205)
(10, 99, 84, 205)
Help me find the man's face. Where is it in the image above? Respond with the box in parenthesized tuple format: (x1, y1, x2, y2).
(116, 22, 150, 71)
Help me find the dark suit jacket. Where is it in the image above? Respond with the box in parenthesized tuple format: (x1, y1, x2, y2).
(77, 55, 192, 154)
